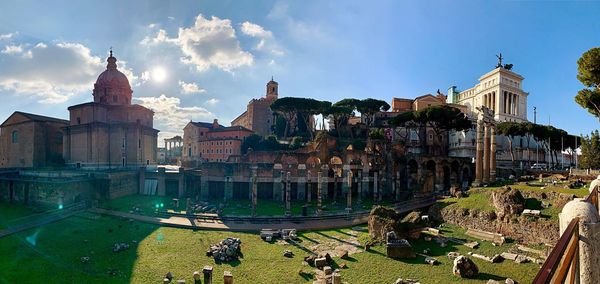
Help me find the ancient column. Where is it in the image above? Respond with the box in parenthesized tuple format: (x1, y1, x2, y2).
(224, 176, 233, 202)
(490, 125, 497, 182)
(474, 120, 484, 185)
(321, 165, 329, 201)
(341, 165, 350, 199)
(285, 172, 291, 217)
(178, 167, 185, 197)
(317, 172, 323, 216)
(346, 170, 353, 213)
(223, 271, 233, 284)
(297, 164, 306, 201)
(157, 167, 166, 196)
(272, 164, 283, 202)
(559, 199, 600, 283)
(395, 171, 401, 201)
(138, 166, 145, 195)
(483, 123, 490, 183)
(200, 171, 209, 201)
(203, 266, 213, 284)
(360, 170, 368, 201)
(251, 170, 257, 217)
(307, 171, 312, 203)
(373, 171, 379, 204)
(333, 173, 338, 201)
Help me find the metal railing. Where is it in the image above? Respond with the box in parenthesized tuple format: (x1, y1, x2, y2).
(532, 186, 598, 283)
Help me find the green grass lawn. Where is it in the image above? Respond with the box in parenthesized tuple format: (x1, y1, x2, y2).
(0, 212, 540, 283)
(0, 203, 37, 229)
(100, 194, 395, 217)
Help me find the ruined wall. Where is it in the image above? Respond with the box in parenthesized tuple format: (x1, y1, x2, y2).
(429, 203, 559, 245)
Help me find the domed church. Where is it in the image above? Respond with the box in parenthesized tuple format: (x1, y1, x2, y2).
(63, 51, 159, 168)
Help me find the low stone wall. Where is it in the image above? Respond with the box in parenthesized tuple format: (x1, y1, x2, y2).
(429, 203, 559, 245)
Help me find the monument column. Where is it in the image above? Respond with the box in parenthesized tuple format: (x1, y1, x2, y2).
(490, 125, 497, 182)
(474, 120, 484, 185)
(306, 171, 312, 203)
(346, 170, 353, 213)
(285, 172, 291, 217)
(483, 123, 490, 183)
(317, 172, 323, 216)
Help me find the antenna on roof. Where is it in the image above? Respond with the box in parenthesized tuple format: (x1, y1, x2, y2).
(109, 46, 113, 57)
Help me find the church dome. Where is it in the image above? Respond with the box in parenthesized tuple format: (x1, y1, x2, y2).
(93, 50, 132, 105)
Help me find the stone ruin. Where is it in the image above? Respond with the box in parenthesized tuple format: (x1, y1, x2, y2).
(385, 231, 416, 259)
(260, 228, 298, 242)
(452, 255, 479, 278)
(206, 237, 242, 263)
(112, 242, 130, 253)
(491, 186, 525, 218)
(368, 206, 426, 241)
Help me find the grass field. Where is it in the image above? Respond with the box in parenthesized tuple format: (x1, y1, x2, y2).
(100, 194, 395, 217)
(0, 210, 540, 283)
(0, 203, 37, 229)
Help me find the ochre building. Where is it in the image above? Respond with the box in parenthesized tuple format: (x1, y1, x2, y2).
(0, 112, 68, 168)
(231, 79, 279, 136)
(182, 119, 253, 165)
(62, 52, 159, 168)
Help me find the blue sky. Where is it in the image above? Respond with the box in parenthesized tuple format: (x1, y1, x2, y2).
(0, 0, 599, 140)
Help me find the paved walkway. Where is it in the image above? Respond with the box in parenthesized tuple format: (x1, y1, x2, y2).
(90, 198, 436, 231)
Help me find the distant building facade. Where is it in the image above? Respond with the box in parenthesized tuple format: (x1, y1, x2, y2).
(182, 119, 253, 166)
(62, 52, 159, 168)
(231, 79, 279, 136)
(164, 135, 183, 165)
(0, 112, 69, 168)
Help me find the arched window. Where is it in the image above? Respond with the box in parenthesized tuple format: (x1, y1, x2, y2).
(11, 130, 18, 143)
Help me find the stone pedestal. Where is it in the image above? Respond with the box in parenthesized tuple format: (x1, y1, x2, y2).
(202, 266, 213, 284)
(223, 271, 233, 284)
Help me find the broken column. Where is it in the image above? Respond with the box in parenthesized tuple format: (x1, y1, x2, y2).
(395, 171, 401, 201)
(332, 272, 342, 284)
(202, 266, 213, 284)
(307, 171, 312, 203)
(483, 123, 490, 183)
(317, 171, 323, 216)
(474, 119, 484, 186)
(285, 171, 291, 217)
(297, 164, 306, 201)
(490, 125, 497, 182)
(559, 199, 600, 283)
(224, 176, 233, 202)
(272, 164, 283, 202)
(251, 168, 258, 217)
(346, 170, 353, 213)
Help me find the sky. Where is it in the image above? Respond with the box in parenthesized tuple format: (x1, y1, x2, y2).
(0, 0, 599, 141)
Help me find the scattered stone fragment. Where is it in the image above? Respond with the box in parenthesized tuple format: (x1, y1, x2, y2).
(423, 248, 431, 254)
(452, 256, 479, 278)
(283, 250, 294, 258)
(176, 280, 185, 284)
(165, 272, 173, 282)
(424, 236, 432, 241)
(487, 280, 500, 284)
(193, 271, 201, 281)
(163, 278, 170, 284)
(80, 256, 90, 264)
(323, 266, 332, 275)
(339, 263, 347, 269)
(207, 237, 242, 263)
(112, 242, 130, 253)
(338, 249, 349, 259)
(514, 255, 529, 264)
(394, 278, 421, 284)
(464, 241, 479, 249)
(315, 257, 327, 268)
(447, 252, 460, 259)
(425, 257, 438, 265)
(505, 278, 515, 284)
(500, 252, 518, 261)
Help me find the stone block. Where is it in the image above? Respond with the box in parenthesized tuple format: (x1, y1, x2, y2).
(314, 257, 327, 268)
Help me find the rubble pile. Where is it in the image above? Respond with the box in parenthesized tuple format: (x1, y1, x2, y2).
(206, 237, 242, 263)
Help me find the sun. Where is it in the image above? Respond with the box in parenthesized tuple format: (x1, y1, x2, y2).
(151, 66, 167, 82)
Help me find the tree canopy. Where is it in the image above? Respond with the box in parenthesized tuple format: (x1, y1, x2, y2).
(575, 47, 600, 121)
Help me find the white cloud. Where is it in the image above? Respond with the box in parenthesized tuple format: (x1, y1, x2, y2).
(141, 14, 253, 72)
(0, 41, 105, 103)
(178, 80, 206, 94)
(240, 22, 273, 38)
(134, 94, 213, 140)
(1, 45, 23, 54)
(140, 71, 150, 81)
(0, 32, 17, 41)
(205, 98, 219, 106)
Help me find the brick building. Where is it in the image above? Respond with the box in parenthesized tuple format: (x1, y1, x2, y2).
(231, 78, 279, 136)
(62, 51, 159, 168)
(182, 119, 253, 165)
(0, 111, 69, 168)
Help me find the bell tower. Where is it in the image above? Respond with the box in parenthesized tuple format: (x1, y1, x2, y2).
(266, 77, 278, 99)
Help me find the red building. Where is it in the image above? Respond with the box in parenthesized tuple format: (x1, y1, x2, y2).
(182, 119, 253, 165)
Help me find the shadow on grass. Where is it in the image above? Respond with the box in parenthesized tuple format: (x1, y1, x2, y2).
(477, 272, 507, 281)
